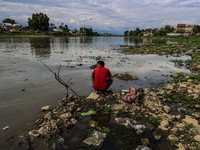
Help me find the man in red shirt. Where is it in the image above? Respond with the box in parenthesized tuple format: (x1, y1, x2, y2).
(91, 61, 113, 93)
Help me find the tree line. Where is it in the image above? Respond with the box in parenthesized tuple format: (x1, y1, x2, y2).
(124, 25, 200, 36)
(2, 12, 100, 36)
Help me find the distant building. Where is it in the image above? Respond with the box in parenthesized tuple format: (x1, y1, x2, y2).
(143, 29, 153, 37)
(185, 24, 194, 33)
(69, 30, 79, 35)
(177, 24, 186, 32)
(2, 23, 12, 30)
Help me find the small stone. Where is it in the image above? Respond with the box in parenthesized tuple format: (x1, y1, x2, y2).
(23, 78, 28, 81)
(38, 126, 49, 135)
(158, 120, 169, 133)
(60, 113, 72, 120)
(41, 106, 52, 111)
(141, 138, 149, 146)
(168, 135, 178, 141)
(191, 113, 199, 119)
(195, 104, 200, 109)
(51, 120, 58, 130)
(179, 83, 187, 88)
(67, 94, 74, 100)
(44, 112, 52, 120)
(21, 88, 25, 91)
(166, 84, 173, 90)
(153, 131, 161, 140)
(96, 56, 101, 61)
(194, 135, 200, 142)
(28, 129, 40, 142)
(76, 63, 83, 66)
(162, 74, 168, 77)
(62, 98, 66, 101)
(76, 108, 81, 112)
(70, 118, 77, 125)
(163, 105, 170, 114)
(176, 115, 181, 120)
(177, 143, 185, 150)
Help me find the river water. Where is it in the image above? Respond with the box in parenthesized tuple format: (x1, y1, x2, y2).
(0, 37, 191, 149)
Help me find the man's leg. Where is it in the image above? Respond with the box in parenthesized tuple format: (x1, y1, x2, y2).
(92, 76, 95, 84)
(107, 79, 113, 89)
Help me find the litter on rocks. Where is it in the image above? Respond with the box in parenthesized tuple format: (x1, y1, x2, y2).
(3, 126, 9, 130)
(83, 130, 107, 147)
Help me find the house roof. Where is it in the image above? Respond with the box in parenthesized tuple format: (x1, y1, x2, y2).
(177, 24, 186, 27)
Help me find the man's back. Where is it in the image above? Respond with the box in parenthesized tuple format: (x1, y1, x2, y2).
(92, 66, 112, 90)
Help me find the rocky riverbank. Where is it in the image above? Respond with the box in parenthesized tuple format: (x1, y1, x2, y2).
(12, 38, 200, 149)
(14, 71, 199, 150)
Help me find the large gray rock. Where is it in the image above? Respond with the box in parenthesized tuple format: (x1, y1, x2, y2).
(113, 73, 138, 81)
(83, 130, 107, 147)
(86, 92, 100, 100)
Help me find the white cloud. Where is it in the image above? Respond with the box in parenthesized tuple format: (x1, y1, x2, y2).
(1, 0, 200, 33)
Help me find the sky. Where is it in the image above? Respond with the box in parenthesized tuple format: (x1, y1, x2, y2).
(1, 0, 200, 34)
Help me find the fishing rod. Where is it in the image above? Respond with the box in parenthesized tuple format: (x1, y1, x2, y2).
(40, 60, 79, 97)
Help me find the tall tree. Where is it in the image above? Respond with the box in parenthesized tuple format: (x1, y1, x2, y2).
(133, 28, 142, 36)
(28, 13, 49, 31)
(63, 25, 69, 32)
(80, 27, 84, 33)
(193, 25, 200, 34)
(164, 25, 173, 33)
(124, 30, 129, 36)
(2, 18, 16, 24)
(49, 23, 57, 30)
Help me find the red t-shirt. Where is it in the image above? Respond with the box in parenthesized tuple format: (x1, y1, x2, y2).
(92, 66, 112, 90)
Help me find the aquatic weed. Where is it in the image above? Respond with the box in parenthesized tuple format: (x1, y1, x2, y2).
(149, 116, 162, 126)
(96, 126, 110, 133)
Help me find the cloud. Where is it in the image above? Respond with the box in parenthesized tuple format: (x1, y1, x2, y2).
(1, 0, 200, 34)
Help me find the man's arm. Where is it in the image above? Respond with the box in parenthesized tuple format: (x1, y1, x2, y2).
(91, 70, 95, 78)
(108, 70, 113, 80)
(109, 76, 113, 80)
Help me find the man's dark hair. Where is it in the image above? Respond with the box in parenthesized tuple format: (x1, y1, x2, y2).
(97, 61, 105, 66)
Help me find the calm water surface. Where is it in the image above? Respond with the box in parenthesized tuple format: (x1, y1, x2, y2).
(0, 37, 191, 149)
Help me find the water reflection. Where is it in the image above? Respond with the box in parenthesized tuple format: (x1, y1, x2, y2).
(124, 37, 143, 45)
(143, 38, 152, 44)
(30, 38, 51, 59)
(50, 37, 69, 53)
(80, 37, 93, 44)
